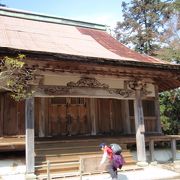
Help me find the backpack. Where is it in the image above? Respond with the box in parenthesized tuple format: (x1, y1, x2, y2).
(112, 154, 125, 169)
(110, 143, 122, 155)
(105, 146, 113, 160)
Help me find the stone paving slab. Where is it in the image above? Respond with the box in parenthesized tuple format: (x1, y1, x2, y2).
(60, 165, 180, 180)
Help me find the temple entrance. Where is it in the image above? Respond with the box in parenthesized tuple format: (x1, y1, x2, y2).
(48, 97, 90, 136)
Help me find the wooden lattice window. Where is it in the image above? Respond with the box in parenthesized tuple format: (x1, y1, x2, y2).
(71, 98, 85, 105)
(51, 97, 66, 105)
(51, 97, 85, 105)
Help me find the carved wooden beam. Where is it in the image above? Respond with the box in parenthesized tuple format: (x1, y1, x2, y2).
(37, 77, 136, 98)
(67, 77, 109, 89)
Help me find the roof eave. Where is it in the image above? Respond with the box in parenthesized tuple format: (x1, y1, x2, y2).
(0, 47, 179, 72)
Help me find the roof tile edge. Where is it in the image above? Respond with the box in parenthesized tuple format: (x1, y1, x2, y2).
(0, 7, 107, 30)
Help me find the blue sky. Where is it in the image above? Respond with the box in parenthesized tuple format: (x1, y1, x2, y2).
(1, 0, 128, 27)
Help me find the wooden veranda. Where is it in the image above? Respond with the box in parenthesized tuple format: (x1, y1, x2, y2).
(1, 134, 179, 161)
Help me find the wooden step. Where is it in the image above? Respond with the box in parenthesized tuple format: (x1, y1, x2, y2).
(35, 138, 136, 177)
(35, 154, 135, 166)
(35, 144, 129, 151)
(36, 146, 117, 153)
(36, 151, 102, 158)
(35, 138, 128, 144)
(35, 159, 136, 175)
(35, 153, 136, 176)
(35, 151, 133, 163)
(35, 164, 79, 175)
(35, 139, 127, 149)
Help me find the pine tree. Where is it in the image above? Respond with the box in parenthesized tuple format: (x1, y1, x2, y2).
(156, 0, 180, 63)
(115, 0, 173, 55)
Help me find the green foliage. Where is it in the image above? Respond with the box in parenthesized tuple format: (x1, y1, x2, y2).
(115, 0, 174, 55)
(174, 0, 180, 11)
(156, 46, 180, 63)
(159, 89, 180, 134)
(155, 0, 180, 63)
(0, 54, 35, 101)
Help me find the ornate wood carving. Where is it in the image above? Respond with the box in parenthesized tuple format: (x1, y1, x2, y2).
(67, 77, 109, 89)
(128, 80, 145, 90)
(109, 89, 134, 98)
(39, 78, 151, 97)
(43, 86, 70, 95)
(127, 79, 152, 96)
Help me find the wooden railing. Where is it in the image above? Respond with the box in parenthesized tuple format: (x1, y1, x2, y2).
(35, 161, 80, 180)
(147, 135, 180, 162)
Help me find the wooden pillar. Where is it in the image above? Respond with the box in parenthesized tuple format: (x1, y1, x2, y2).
(154, 85, 162, 133)
(149, 139, 155, 162)
(25, 97, 35, 174)
(90, 98, 97, 135)
(0, 94, 4, 136)
(39, 98, 45, 137)
(171, 139, 176, 162)
(121, 100, 131, 134)
(134, 88, 147, 163)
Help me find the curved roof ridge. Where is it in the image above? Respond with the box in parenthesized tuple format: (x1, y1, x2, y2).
(0, 7, 106, 30)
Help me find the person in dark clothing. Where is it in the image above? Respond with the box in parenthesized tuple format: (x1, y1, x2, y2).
(99, 143, 118, 180)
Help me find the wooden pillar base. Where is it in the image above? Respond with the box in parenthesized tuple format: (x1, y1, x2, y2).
(136, 161, 149, 167)
(150, 161, 158, 166)
(25, 173, 36, 180)
(174, 160, 180, 173)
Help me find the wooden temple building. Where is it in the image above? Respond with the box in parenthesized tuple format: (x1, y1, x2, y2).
(0, 7, 180, 178)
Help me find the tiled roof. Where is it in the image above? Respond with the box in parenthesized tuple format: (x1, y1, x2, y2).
(0, 7, 171, 64)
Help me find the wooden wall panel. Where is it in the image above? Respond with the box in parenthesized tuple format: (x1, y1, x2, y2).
(3, 94, 18, 135)
(49, 104, 59, 136)
(56, 105, 67, 135)
(143, 100, 156, 132)
(130, 117, 136, 133)
(78, 104, 89, 134)
(0, 93, 25, 137)
(34, 98, 40, 136)
(17, 100, 25, 135)
(144, 118, 156, 132)
(112, 99, 123, 133)
(143, 100, 155, 116)
(96, 99, 126, 135)
(68, 105, 79, 135)
(86, 98, 97, 135)
(44, 98, 50, 136)
(0, 94, 4, 136)
(97, 99, 111, 133)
